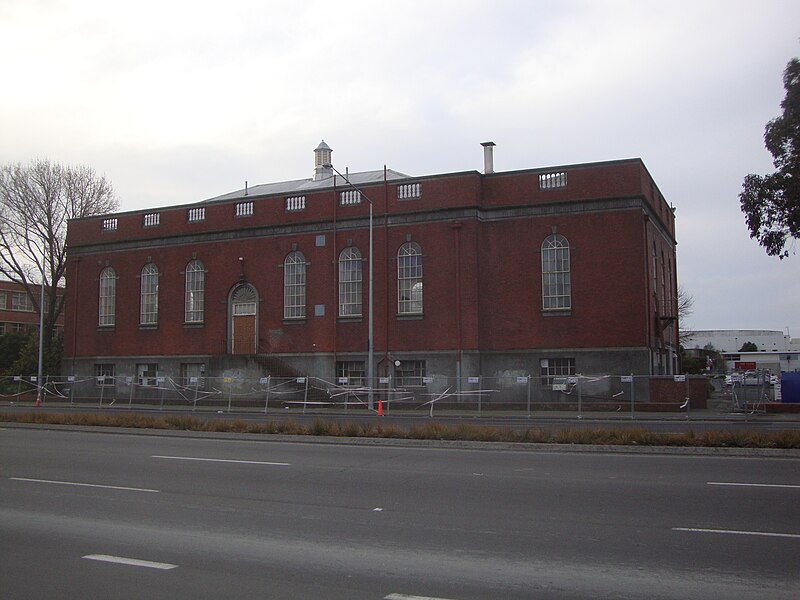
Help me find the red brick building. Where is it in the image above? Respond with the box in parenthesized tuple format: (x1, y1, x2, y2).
(0, 279, 64, 336)
(63, 142, 678, 398)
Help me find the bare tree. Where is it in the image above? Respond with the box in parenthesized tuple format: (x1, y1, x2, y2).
(0, 159, 118, 373)
(677, 284, 694, 347)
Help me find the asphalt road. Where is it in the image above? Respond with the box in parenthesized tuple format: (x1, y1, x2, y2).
(2, 426, 799, 599)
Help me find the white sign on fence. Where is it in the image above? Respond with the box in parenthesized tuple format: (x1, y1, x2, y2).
(621, 375, 633, 383)
(674, 375, 686, 382)
(468, 377, 480, 384)
(516, 376, 529, 384)
(422, 376, 433, 384)
(379, 377, 390, 384)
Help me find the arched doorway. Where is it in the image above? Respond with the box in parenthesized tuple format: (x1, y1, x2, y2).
(229, 283, 258, 355)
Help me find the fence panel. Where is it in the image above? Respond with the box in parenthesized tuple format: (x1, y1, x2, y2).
(2, 371, 783, 420)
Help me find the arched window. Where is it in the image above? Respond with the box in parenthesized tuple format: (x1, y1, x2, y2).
(398, 242, 423, 314)
(185, 259, 205, 323)
(284, 251, 306, 319)
(652, 242, 658, 298)
(660, 251, 667, 315)
(338, 246, 362, 317)
(98, 267, 116, 326)
(140, 263, 159, 325)
(666, 259, 673, 316)
(541, 234, 571, 310)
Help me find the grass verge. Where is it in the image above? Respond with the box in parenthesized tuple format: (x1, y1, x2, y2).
(2, 411, 800, 449)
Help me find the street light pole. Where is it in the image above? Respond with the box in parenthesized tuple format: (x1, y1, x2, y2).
(35, 276, 45, 407)
(324, 164, 375, 411)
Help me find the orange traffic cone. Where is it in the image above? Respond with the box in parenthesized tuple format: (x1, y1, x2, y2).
(377, 400, 384, 416)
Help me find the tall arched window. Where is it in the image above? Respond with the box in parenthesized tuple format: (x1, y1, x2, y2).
(338, 246, 362, 317)
(185, 259, 205, 323)
(140, 263, 159, 325)
(541, 234, 571, 310)
(660, 251, 667, 315)
(666, 259, 673, 316)
(398, 242, 423, 314)
(652, 242, 658, 298)
(98, 267, 116, 326)
(284, 251, 306, 319)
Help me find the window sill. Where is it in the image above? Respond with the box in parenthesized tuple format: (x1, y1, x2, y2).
(542, 309, 572, 317)
(283, 318, 307, 325)
(337, 316, 363, 323)
(139, 324, 158, 330)
(396, 313, 423, 320)
(183, 322, 205, 328)
(97, 325, 115, 331)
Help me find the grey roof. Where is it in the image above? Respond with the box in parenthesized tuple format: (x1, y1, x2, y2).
(204, 168, 411, 203)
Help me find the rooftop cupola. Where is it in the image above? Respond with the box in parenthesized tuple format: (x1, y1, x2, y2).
(313, 140, 333, 180)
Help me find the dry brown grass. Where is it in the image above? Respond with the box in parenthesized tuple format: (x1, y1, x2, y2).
(2, 411, 799, 449)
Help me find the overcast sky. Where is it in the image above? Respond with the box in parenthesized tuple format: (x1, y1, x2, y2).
(2, 0, 798, 339)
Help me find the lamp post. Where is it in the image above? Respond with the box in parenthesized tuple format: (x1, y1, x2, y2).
(324, 164, 375, 410)
(35, 275, 45, 407)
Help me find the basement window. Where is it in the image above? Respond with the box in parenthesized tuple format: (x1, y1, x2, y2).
(394, 360, 426, 387)
(137, 363, 158, 387)
(94, 364, 115, 386)
(540, 358, 575, 386)
(336, 361, 365, 387)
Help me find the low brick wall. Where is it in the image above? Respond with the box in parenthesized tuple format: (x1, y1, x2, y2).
(649, 377, 708, 409)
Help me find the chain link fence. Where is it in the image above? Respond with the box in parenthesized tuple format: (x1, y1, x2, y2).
(1, 371, 772, 419)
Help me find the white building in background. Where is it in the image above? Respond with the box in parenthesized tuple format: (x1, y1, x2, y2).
(682, 329, 792, 353)
(719, 350, 800, 374)
(680, 329, 799, 374)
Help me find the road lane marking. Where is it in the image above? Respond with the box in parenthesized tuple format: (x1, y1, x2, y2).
(385, 595, 457, 600)
(9, 477, 159, 493)
(673, 527, 800, 539)
(83, 554, 177, 570)
(707, 481, 800, 489)
(151, 455, 290, 466)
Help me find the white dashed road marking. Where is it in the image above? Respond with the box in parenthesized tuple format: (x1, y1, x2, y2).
(384, 595, 459, 600)
(9, 477, 159, 493)
(707, 481, 800, 489)
(83, 554, 177, 570)
(151, 455, 290, 466)
(673, 527, 800, 539)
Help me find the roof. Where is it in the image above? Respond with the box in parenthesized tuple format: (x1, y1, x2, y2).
(204, 168, 412, 203)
